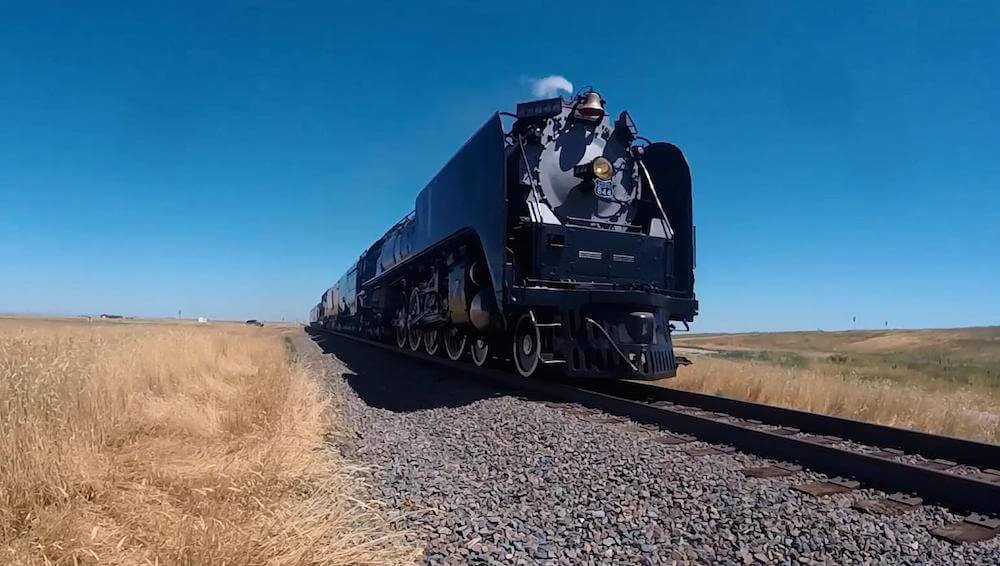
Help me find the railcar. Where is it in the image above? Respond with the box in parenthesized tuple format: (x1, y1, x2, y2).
(312, 89, 697, 379)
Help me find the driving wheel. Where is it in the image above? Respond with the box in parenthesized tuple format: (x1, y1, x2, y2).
(407, 288, 422, 351)
(424, 328, 441, 356)
(444, 326, 467, 361)
(513, 313, 541, 377)
(470, 336, 489, 367)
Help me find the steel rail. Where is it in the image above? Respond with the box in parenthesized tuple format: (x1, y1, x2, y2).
(308, 327, 1000, 517)
(592, 380, 1000, 471)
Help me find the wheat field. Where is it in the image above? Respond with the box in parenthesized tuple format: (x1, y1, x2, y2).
(669, 328, 1000, 443)
(0, 318, 418, 565)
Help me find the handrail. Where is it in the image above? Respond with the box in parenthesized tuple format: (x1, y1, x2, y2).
(584, 317, 640, 373)
(638, 159, 674, 239)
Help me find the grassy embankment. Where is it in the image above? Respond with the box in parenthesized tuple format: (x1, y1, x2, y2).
(670, 327, 1000, 443)
(0, 318, 417, 565)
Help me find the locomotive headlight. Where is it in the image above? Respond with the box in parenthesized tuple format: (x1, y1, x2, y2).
(573, 156, 616, 181)
(592, 157, 613, 181)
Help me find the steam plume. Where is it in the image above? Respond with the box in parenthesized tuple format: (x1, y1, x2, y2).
(530, 75, 574, 98)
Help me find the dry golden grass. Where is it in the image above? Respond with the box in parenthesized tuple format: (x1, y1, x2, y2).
(667, 355, 1000, 443)
(0, 318, 418, 565)
(678, 327, 1000, 364)
(669, 328, 1000, 442)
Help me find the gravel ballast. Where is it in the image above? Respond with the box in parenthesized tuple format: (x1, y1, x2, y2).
(296, 330, 1000, 565)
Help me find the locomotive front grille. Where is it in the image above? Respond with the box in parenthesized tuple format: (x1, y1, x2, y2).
(566, 340, 677, 379)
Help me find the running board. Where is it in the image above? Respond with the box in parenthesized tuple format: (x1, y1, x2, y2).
(540, 353, 566, 365)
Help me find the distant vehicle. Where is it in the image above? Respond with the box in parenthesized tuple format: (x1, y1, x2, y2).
(245, 319, 264, 327)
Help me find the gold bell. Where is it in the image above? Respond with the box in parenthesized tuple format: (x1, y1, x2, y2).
(577, 91, 605, 118)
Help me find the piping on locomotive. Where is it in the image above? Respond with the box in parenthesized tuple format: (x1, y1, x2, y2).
(310, 89, 697, 379)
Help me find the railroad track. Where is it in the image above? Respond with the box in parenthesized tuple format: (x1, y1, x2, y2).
(308, 327, 1000, 544)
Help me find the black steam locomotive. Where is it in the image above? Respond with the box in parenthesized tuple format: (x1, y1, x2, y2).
(310, 89, 697, 379)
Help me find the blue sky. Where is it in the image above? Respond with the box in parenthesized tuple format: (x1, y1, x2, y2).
(1, 2, 997, 331)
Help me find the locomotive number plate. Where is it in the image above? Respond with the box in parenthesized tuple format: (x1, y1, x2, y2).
(594, 180, 614, 200)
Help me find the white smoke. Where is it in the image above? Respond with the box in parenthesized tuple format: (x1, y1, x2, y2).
(530, 75, 574, 98)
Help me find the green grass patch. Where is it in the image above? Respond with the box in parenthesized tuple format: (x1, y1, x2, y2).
(711, 348, 1000, 392)
(712, 349, 812, 369)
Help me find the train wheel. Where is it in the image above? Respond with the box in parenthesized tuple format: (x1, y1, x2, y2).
(407, 326, 422, 351)
(394, 309, 407, 349)
(407, 289, 422, 351)
(513, 313, 541, 377)
(444, 327, 467, 361)
(424, 328, 441, 356)
(471, 337, 489, 367)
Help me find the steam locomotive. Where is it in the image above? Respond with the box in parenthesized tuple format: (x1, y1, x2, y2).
(310, 89, 697, 379)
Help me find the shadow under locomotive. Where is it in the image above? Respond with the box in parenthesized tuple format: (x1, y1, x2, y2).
(308, 328, 517, 412)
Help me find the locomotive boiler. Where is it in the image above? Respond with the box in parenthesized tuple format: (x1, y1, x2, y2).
(310, 89, 697, 379)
